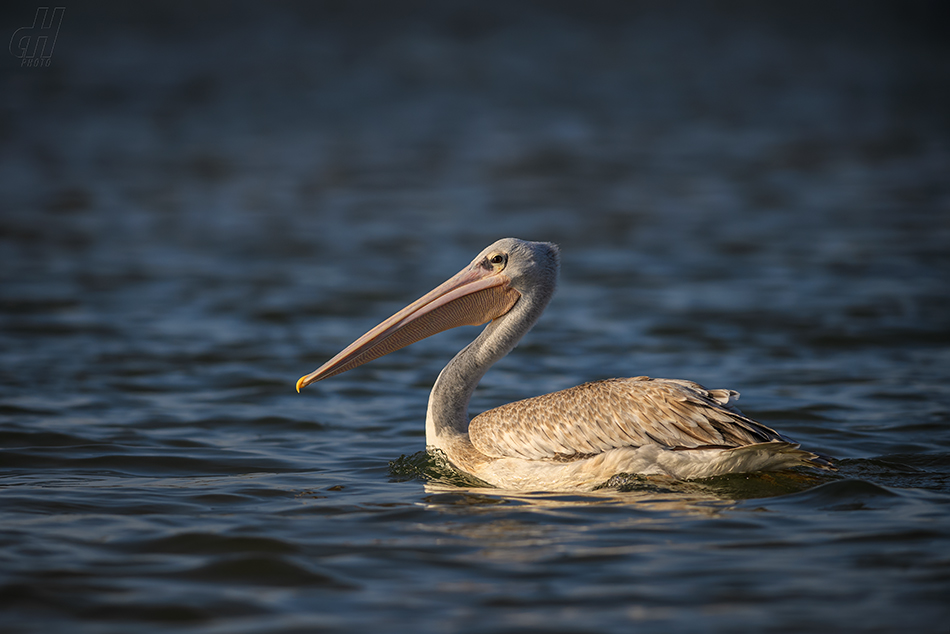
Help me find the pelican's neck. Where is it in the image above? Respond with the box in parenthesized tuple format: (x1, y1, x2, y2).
(425, 286, 551, 447)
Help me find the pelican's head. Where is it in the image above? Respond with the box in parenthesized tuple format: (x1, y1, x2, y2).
(476, 237, 560, 298)
(296, 238, 559, 391)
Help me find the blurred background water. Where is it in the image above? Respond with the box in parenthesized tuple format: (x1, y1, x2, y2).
(1, 2, 949, 632)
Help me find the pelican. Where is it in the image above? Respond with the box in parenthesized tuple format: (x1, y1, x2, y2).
(297, 238, 832, 491)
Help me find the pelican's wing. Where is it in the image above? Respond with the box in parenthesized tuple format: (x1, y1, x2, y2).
(468, 376, 790, 460)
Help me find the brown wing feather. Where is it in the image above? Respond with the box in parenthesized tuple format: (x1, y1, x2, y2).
(468, 376, 788, 460)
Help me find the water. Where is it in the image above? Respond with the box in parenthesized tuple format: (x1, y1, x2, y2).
(2, 3, 949, 632)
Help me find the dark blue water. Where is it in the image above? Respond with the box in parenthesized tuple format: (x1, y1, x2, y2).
(2, 3, 949, 632)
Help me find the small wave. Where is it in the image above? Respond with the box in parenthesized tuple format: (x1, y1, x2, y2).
(175, 555, 356, 589)
(747, 479, 901, 511)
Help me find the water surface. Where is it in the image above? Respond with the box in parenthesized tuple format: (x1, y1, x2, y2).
(2, 4, 949, 633)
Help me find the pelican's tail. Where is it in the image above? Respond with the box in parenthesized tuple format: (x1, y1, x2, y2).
(717, 441, 836, 475)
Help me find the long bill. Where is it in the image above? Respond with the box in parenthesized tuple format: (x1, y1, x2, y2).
(296, 264, 521, 392)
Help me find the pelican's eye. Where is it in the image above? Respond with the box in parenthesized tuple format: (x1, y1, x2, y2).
(488, 253, 507, 269)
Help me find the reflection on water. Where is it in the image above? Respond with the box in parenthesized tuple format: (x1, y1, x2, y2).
(2, 3, 950, 633)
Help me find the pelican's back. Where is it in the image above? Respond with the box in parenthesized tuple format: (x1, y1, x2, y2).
(469, 376, 790, 461)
